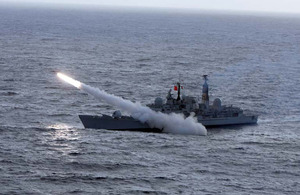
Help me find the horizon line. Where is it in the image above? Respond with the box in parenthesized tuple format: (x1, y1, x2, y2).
(1, 1, 300, 16)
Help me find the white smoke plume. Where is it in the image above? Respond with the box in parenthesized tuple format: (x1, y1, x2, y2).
(57, 73, 207, 136)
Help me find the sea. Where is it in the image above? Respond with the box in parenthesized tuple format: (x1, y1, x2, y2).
(0, 5, 300, 194)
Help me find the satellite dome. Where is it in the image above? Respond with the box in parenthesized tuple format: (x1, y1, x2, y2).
(213, 98, 222, 110)
(112, 110, 122, 118)
(154, 97, 163, 106)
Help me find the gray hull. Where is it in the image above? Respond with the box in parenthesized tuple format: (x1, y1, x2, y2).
(198, 115, 258, 127)
(79, 115, 162, 133)
(79, 114, 257, 132)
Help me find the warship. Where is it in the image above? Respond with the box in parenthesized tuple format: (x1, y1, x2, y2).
(79, 75, 258, 132)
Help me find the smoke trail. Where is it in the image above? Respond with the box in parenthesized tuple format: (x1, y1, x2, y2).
(57, 73, 207, 136)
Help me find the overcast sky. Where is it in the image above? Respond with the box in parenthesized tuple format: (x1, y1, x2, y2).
(1, 0, 300, 14)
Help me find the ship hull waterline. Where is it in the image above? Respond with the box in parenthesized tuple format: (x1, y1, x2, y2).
(79, 114, 258, 132)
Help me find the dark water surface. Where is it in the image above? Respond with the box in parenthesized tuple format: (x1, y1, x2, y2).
(0, 6, 300, 194)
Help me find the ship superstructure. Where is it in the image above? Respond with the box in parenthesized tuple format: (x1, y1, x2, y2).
(147, 75, 256, 124)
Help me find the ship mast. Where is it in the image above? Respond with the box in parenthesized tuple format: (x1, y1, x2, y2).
(202, 75, 209, 107)
(176, 82, 181, 101)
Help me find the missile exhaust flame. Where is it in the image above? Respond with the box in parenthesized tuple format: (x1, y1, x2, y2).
(57, 72, 81, 89)
(57, 72, 207, 136)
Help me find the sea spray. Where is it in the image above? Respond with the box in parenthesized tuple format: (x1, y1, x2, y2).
(57, 73, 207, 136)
